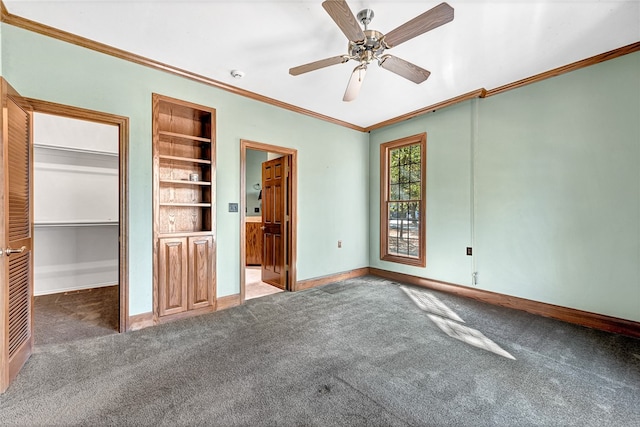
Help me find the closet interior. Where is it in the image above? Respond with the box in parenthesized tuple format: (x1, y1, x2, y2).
(33, 112, 119, 344)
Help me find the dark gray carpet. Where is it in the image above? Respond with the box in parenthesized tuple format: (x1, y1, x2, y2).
(1, 276, 638, 426)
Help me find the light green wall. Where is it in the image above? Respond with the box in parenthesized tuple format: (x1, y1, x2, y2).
(370, 52, 640, 322)
(369, 102, 474, 287)
(1, 24, 370, 315)
(2, 21, 638, 323)
(475, 52, 640, 321)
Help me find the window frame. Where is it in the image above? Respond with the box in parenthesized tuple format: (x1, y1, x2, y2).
(379, 133, 427, 267)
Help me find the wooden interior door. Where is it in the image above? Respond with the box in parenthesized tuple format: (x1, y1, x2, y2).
(0, 81, 33, 393)
(261, 156, 289, 289)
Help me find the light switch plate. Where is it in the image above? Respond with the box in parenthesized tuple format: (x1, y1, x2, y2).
(228, 203, 238, 213)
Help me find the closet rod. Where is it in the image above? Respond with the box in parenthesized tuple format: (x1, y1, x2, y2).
(35, 221, 119, 227)
(34, 143, 118, 157)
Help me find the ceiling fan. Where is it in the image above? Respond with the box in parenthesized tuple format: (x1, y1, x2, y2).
(289, 1, 454, 102)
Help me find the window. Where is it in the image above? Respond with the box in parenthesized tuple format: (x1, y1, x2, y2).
(380, 133, 426, 267)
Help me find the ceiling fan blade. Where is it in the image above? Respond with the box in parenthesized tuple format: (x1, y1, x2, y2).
(322, 0, 365, 42)
(289, 55, 348, 76)
(383, 2, 454, 48)
(343, 64, 367, 102)
(379, 55, 431, 84)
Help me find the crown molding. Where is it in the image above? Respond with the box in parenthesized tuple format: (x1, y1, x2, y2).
(364, 89, 487, 132)
(365, 40, 640, 132)
(2, 2, 638, 135)
(0, 4, 366, 132)
(484, 41, 640, 98)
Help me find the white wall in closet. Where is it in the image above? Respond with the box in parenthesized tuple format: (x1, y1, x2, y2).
(33, 113, 119, 295)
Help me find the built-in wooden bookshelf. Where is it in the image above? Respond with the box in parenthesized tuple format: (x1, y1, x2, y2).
(152, 94, 217, 320)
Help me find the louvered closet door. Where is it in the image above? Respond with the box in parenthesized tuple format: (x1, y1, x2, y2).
(1, 94, 33, 393)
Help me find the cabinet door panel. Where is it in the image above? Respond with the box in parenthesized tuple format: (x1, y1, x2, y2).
(158, 237, 188, 316)
(246, 222, 262, 265)
(188, 236, 214, 310)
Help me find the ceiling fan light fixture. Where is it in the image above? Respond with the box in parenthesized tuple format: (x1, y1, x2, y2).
(343, 64, 367, 102)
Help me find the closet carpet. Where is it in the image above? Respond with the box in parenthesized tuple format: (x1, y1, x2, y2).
(2, 277, 639, 426)
(34, 285, 119, 346)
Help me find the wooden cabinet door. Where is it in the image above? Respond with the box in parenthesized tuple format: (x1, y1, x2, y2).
(261, 156, 288, 290)
(245, 222, 262, 265)
(158, 237, 188, 316)
(1, 84, 34, 393)
(188, 236, 214, 310)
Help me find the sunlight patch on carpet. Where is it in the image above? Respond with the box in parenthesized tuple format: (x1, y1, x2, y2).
(400, 286, 464, 322)
(427, 314, 516, 360)
(400, 285, 515, 360)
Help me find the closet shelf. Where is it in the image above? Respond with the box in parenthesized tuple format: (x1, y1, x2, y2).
(159, 202, 212, 207)
(35, 220, 118, 227)
(159, 179, 211, 186)
(34, 143, 118, 157)
(159, 155, 211, 165)
(158, 130, 211, 143)
(158, 231, 214, 238)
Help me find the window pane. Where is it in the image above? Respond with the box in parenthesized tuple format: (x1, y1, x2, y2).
(410, 144, 421, 163)
(388, 202, 398, 219)
(390, 148, 400, 167)
(390, 170, 398, 185)
(410, 163, 420, 184)
(387, 201, 421, 258)
(397, 164, 406, 184)
(407, 239, 419, 257)
(389, 184, 399, 201)
(400, 146, 411, 165)
(410, 182, 420, 200)
(401, 183, 411, 200)
(410, 203, 420, 222)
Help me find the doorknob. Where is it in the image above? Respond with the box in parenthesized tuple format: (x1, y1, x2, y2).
(260, 226, 266, 230)
(5, 246, 26, 256)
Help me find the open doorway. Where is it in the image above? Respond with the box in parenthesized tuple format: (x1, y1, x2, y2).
(240, 140, 297, 302)
(28, 100, 129, 344)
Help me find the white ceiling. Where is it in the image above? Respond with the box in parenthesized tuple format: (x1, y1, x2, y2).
(5, 1, 640, 128)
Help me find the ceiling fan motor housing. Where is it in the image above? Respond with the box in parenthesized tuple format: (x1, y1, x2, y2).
(349, 29, 385, 65)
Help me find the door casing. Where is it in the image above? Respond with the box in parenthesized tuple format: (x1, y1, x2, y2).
(240, 140, 297, 302)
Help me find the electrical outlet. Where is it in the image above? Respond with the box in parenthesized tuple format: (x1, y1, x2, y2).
(338, 240, 342, 248)
(466, 247, 473, 256)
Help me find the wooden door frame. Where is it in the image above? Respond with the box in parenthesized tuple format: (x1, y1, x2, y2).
(240, 140, 297, 302)
(25, 98, 130, 332)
